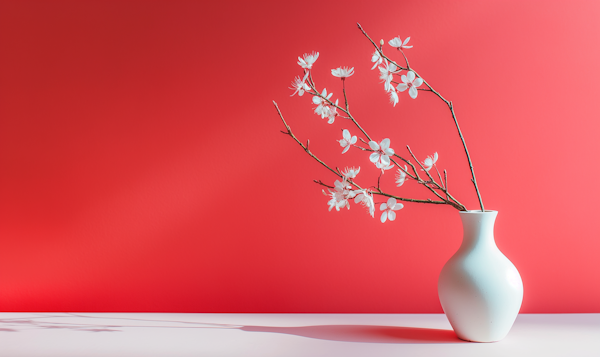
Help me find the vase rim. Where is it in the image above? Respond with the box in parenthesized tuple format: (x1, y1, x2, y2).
(459, 210, 498, 214)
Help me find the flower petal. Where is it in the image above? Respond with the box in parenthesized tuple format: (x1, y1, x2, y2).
(396, 83, 408, 92)
(381, 155, 390, 166)
(381, 211, 388, 223)
(369, 141, 380, 151)
(409, 86, 418, 99)
(384, 80, 392, 92)
(413, 78, 423, 87)
(342, 145, 350, 154)
(407, 71, 416, 82)
(388, 210, 396, 221)
(370, 152, 380, 163)
(380, 138, 390, 150)
(387, 197, 397, 208)
(343, 129, 350, 140)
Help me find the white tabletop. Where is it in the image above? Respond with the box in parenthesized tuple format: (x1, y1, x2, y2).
(0, 313, 598, 356)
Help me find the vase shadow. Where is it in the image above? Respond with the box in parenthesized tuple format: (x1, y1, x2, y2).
(241, 324, 464, 344)
(0, 315, 463, 344)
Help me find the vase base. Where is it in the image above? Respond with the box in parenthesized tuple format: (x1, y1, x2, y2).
(457, 336, 500, 343)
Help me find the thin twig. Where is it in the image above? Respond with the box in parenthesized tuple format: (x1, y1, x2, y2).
(274, 101, 343, 179)
(314, 180, 334, 189)
(399, 48, 410, 69)
(352, 144, 371, 151)
(435, 165, 444, 189)
(444, 170, 448, 200)
(406, 146, 437, 184)
(342, 79, 349, 112)
(374, 191, 447, 205)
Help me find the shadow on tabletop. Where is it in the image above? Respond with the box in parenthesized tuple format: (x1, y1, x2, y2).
(241, 324, 464, 344)
(0, 314, 464, 344)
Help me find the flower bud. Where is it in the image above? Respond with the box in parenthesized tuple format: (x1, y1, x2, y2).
(380, 39, 384, 46)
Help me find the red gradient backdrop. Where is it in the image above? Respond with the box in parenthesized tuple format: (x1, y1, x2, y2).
(0, 0, 599, 312)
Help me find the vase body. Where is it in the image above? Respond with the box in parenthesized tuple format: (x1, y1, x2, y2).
(438, 210, 523, 342)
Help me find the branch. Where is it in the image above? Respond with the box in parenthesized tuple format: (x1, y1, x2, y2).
(357, 22, 407, 72)
(314, 180, 334, 189)
(357, 23, 483, 211)
(444, 170, 448, 200)
(406, 146, 466, 211)
(274, 101, 343, 179)
(373, 190, 446, 205)
(306, 75, 372, 142)
(274, 101, 464, 210)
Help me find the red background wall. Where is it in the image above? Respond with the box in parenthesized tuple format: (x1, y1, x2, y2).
(0, 0, 599, 312)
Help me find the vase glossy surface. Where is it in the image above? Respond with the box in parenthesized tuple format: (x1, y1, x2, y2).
(438, 210, 523, 342)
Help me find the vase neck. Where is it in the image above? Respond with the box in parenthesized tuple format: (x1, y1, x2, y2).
(459, 211, 498, 251)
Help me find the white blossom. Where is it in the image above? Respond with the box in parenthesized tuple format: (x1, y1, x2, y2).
(326, 99, 339, 124)
(312, 88, 333, 119)
(298, 52, 319, 69)
(331, 66, 354, 78)
(371, 50, 383, 70)
(327, 179, 356, 211)
(396, 71, 423, 99)
(289, 76, 310, 97)
(422, 152, 438, 171)
(369, 138, 395, 169)
(380, 197, 404, 223)
(395, 165, 408, 186)
(342, 166, 360, 179)
(388, 36, 412, 49)
(388, 88, 399, 107)
(339, 129, 357, 154)
(378, 61, 398, 92)
(376, 160, 395, 173)
(354, 190, 375, 218)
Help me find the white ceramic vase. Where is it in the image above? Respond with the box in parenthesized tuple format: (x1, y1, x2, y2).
(438, 210, 523, 342)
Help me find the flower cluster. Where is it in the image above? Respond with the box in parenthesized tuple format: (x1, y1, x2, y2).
(290, 53, 356, 125)
(312, 88, 339, 124)
(279, 30, 471, 224)
(371, 37, 424, 103)
(369, 138, 395, 172)
(325, 167, 394, 221)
